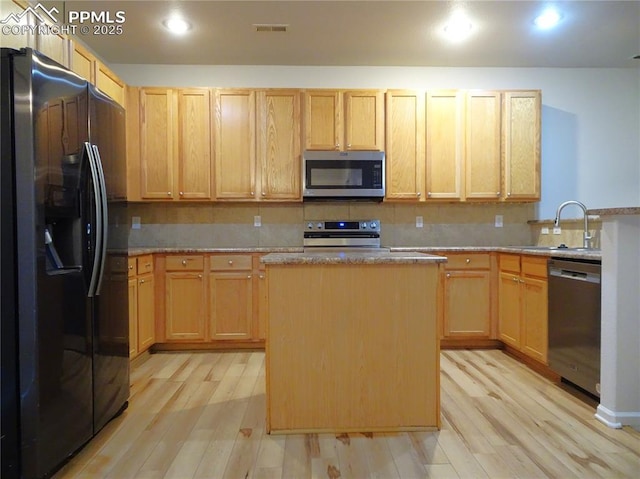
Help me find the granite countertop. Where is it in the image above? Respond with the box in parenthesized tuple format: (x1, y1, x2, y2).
(587, 207, 640, 216)
(128, 246, 601, 261)
(261, 251, 446, 265)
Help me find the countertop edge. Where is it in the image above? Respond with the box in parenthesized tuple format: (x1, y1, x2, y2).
(587, 207, 640, 216)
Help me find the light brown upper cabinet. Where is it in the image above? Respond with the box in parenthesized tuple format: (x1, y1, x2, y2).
(465, 91, 502, 200)
(503, 91, 541, 201)
(214, 89, 302, 201)
(256, 90, 302, 200)
(425, 90, 464, 200)
(213, 89, 257, 199)
(135, 87, 212, 201)
(385, 90, 425, 200)
(303, 90, 384, 151)
(70, 41, 126, 108)
(71, 42, 95, 83)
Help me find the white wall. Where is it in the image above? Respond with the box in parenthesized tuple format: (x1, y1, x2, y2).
(114, 64, 640, 220)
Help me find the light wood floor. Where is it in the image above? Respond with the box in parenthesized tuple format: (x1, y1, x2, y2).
(54, 349, 640, 479)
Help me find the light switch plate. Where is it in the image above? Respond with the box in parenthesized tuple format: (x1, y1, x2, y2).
(553, 227, 562, 235)
(131, 216, 141, 230)
(541, 227, 550, 235)
(495, 215, 503, 228)
(254, 215, 262, 227)
(416, 216, 424, 228)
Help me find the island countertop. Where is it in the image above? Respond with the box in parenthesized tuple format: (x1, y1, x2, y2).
(260, 250, 447, 265)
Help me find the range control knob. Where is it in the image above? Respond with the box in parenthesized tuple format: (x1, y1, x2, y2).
(316, 222, 323, 229)
(370, 222, 378, 229)
(307, 222, 314, 229)
(361, 222, 368, 229)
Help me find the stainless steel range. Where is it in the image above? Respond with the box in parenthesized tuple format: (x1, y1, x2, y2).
(303, 220, 385, 251)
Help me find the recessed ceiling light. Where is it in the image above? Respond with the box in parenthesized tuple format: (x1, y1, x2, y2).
(442, 13, 474, 42)
(534, 8, 562, 29)
(163, 16, 191, 34)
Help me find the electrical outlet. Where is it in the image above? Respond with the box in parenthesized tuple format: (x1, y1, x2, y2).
(495, 215, 503, 228)
(131, 216, 141, 230)
(416, 216, 424, 228)
(254, 215, 262, 227)
(553, 227, 562, 235)
(541, 227, 550, 235)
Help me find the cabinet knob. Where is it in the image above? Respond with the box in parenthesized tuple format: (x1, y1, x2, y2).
(496, 192, 501, 196)
(198, 274, 202, 279)
(182, 260, 187, 266)
(446, 273, 451, 278)
(167, 192, 171, 196)
(427, 192, 432, 197)
(247, 275, 251, 279)
(228, 260, 233, 265)
(466, 258, 471, 264)
(139, 279, 144, 284)
(250, 191, 254, 196)
(335, 144, 340, 149)
(507, 192, 511, 197)
(129, 265, 133, 270)
(179, 191, 184, 196)
(259, 274, 265, 279)
(519, 279, 525, 283)
(417, 192, 421, 197)
(347, 143, 352, 149)
(512, 277, 518, 282)
(261, 192, 266, 196)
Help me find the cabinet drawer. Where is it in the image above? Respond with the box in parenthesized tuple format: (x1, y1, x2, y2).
(444, 253, 490, 270)
(166, 255, 204, 271)
(137, 255, 154, 274)
(522, 256, 547, 278)
(127, 257, 137, 277)
(210, 255, 252, 271)
(499, 254, 521, 274)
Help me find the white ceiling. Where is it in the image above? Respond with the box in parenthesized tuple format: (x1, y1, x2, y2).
(53, 1, 640, 67)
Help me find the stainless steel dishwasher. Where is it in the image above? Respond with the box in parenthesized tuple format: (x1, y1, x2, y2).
(548, 257, 602, 397)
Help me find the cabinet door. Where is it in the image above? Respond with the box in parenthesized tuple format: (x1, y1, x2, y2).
(96, 61, 126, 107)
(35, 27, 69, 68)
(384, 90, 425, 200)
(128, 278, 138, 358)
(214, 89, 256, 199)
(0, 1, 36, 50)
(503, 91, 541, 201)
(140, 88, 175, 199)
(498, 272, 521, 348)
(426, 90, 464, 200)
(304, 90, 341, 150)
(165, 272, 206, 340)
(178, 89, 212, 199)
(257, 270, 267, 341)
(71, 42, 95, 83)
(443, 270, 491, 337)
(257, 90, 301, 200)
(522, 276, 548, 364)
(466, 91, 502, 200)
(137, 273, 155, 352)
(344, 90, 384, 151)
(209, 272, 252, 340)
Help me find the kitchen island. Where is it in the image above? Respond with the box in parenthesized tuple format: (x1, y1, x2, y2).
(261, 250, 446, 434)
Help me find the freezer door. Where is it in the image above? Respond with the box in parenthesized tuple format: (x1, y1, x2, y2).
(11, 48, 94, 479)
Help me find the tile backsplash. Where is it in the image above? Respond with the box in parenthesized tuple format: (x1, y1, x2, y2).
(126, 202, 538, 248)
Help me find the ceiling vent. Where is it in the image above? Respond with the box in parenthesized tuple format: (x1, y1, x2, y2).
(254, 24, 288, 33)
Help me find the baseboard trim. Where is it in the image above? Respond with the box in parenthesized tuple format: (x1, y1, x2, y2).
(595, 404, 640, 429)
(151, 340, 265, 352)
(501, 345, 561, 382)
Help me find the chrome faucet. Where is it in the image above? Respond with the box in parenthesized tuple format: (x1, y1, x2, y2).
(554, 200, 592, 249)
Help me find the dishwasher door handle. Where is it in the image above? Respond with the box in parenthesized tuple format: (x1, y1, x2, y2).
(550, 268, 600, 284)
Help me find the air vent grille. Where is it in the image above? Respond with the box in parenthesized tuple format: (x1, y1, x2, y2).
(254, 24, 288, 33)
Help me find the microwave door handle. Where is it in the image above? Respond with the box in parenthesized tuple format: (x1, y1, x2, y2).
(91, 144, 109, 296)
(86, 142, 103, 298)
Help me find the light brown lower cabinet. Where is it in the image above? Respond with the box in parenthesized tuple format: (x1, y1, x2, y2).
(440, 253, 494, 339)
(128, 255, 155, 359)
(154, 253, 266, 347)
(498, 254, 548, 364)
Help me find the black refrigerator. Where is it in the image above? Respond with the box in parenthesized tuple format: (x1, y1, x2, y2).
(1, 48, 129, 479)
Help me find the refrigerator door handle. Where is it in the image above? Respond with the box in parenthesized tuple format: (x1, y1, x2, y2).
(86, 142, 103, 298)
(91, 144, 109, 296)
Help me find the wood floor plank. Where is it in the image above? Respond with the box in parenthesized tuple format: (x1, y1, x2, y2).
(53, 350, 640, 479)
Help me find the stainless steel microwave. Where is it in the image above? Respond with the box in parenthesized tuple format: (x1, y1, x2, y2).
(302, 150, 385, 200)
